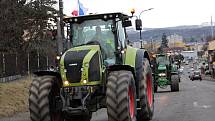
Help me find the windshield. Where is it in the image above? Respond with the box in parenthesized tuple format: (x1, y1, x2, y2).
(70, 19, 116, 64)
(71, 19, 114, 46)
(156, 56, 169, 65)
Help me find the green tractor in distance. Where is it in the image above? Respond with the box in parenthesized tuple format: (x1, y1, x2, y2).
(153, 53, 180, 92)
(29, 13, 154, 121)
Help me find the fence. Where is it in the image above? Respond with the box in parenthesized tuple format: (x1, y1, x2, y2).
(0, 52, 56, 81)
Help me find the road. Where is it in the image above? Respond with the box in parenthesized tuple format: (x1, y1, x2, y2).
(1, 67, 215, 121)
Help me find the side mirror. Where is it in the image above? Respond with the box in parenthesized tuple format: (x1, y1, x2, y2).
(122, 20, 132, 27)
(135, 19, 142, 30)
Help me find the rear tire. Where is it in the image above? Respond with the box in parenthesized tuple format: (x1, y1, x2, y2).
(106, 71, 118, 121)
(116, 71, 137, 121)
(171, 75, 179, 92)
(137, 59, 154, 121)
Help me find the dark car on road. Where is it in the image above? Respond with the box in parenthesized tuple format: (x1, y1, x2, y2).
(190, 71, 202, 81)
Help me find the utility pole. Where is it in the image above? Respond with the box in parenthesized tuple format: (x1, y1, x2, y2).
(209, 16, 214, 73)
(211, 16, 214, 39)
(57, 18, 63, 55)
(57, 0, 64, 55)
(140, 30, 143, 48)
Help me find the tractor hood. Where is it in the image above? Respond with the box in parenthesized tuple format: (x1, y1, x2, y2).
(158, 64, 167, 71)
(60, 45, 102, 86)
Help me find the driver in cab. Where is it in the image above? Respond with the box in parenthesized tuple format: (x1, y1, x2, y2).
(91, 26, 115, 59)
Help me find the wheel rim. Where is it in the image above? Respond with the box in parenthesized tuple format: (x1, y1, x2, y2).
(128, 86, 135, 118)
(146, 74, 153, 107)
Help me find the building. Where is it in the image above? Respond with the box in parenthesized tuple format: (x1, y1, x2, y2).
(167, 34, 184, 47)
(167, 34, 183, 42)
(167, 34, 185, 53)
(208, 40, 215, 78)
(181, 50, 198, 60)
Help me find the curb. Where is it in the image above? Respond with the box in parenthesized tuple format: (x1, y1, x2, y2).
(0, 75, 22, 83)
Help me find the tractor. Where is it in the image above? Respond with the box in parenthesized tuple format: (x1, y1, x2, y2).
(153, 53, 180, 92)
(29, 12, 154, 121)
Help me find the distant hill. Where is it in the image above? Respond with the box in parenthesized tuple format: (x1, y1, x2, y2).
(127, 25, 214, 43)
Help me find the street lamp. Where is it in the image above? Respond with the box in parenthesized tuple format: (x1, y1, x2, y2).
(138, 8, 154, 48)
(139, 8, 154, 19)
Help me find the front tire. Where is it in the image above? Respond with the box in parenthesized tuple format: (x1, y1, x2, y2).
(106, 71, 118, 121)
(29, 76, 63, 121)
(39, 76, 63, 121)
(116, 71, 137, 121)
(29, 77, 40, 121)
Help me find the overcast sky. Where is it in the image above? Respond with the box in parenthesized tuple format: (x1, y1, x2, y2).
(62, 0, 215, 28)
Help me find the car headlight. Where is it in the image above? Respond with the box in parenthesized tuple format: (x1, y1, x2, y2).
(159, 73, 166, 77)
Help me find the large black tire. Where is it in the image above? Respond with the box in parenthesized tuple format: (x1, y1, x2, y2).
(116, 71, 137, 121)
(29, 77, 40, 121)
(171, 75, 179, 92)
(29, 76, 64, 121)
(106, 71, 118, 121)
(137, 59, 154, 121)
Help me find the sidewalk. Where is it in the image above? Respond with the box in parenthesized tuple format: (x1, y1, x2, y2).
(203, 75, 215, 82)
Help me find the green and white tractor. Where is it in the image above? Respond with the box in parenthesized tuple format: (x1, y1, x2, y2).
(29, 13, 154, 121)
(153, 54, 180, 92)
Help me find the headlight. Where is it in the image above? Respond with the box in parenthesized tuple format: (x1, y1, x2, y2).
(64, 80, 69, 85)
(83, 79, 87, 84)
(56, 56, 61, 60)
(159, 73, 166, 77)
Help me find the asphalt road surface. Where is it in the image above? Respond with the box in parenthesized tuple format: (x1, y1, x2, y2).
(1, 66, 215, 121)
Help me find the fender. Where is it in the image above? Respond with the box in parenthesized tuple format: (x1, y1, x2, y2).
(107, 65, 135, 78)
(33, 70, 63, 86)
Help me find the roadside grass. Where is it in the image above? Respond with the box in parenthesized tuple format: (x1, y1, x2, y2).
(0, 77, 32, 117)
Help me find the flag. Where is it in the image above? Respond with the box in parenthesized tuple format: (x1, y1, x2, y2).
(78, 0, 88, 16)
(71, 10, 78, 16)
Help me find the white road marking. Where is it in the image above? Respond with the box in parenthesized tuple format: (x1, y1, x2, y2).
(193, 102, 198, 107)
(193, 101, 211, 109)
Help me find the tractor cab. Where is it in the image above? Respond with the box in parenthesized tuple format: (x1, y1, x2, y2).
(156, 54, 170, 76)
(64, 13, 132, 66)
